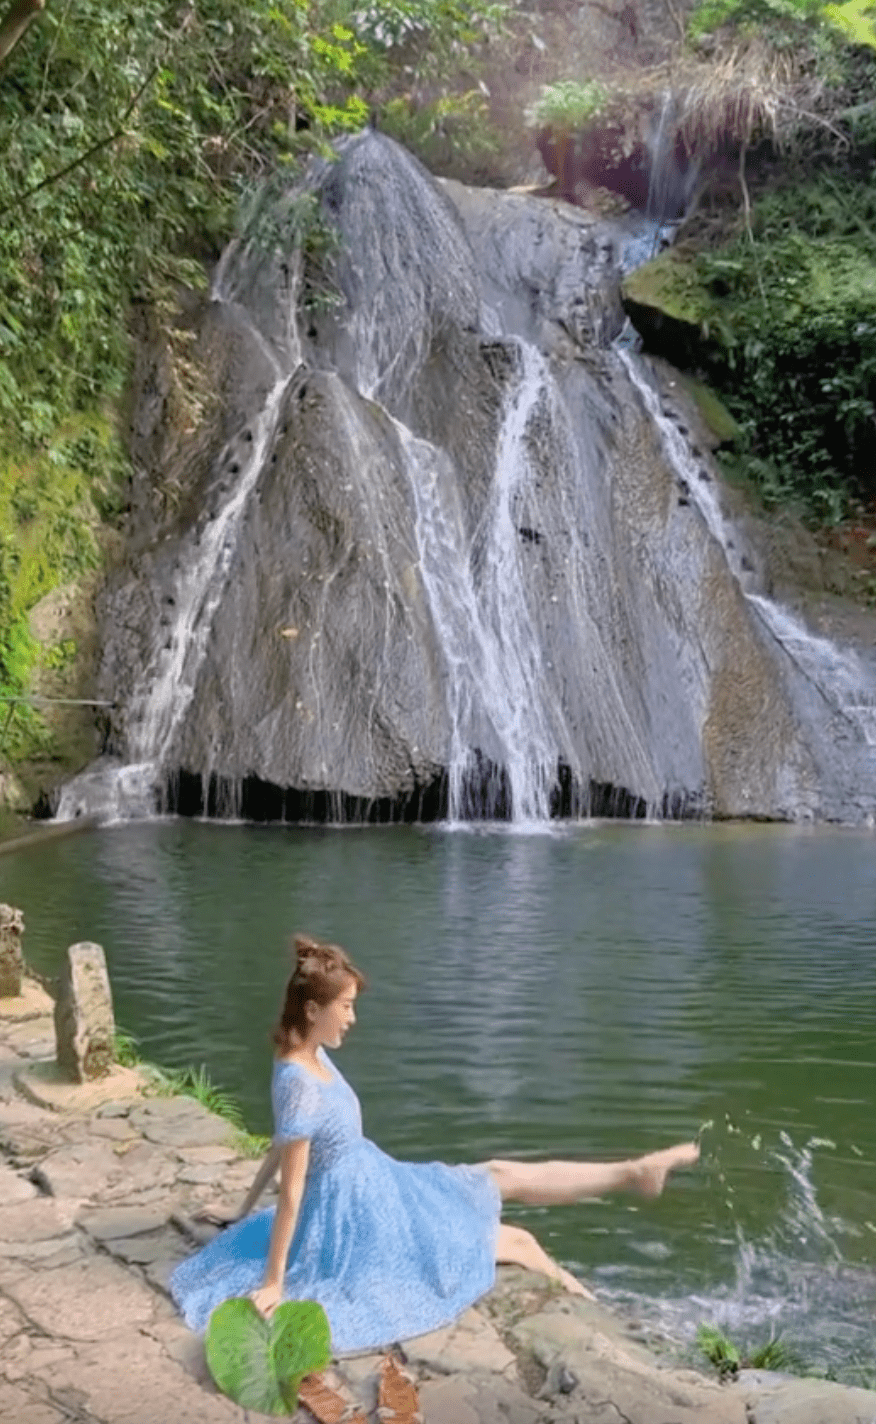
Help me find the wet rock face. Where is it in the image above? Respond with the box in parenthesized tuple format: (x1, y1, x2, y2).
(81, 131, 876, 824)
(173, 369, 456, 800)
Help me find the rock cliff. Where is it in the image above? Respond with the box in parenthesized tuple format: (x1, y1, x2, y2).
(57, 132, 876, 823)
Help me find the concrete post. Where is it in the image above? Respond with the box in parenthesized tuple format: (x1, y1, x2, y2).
(54, 941, 116, 1082)
(0, 903, 24, 998)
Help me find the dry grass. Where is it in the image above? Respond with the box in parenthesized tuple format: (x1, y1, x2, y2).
(670, 34, 840, 154)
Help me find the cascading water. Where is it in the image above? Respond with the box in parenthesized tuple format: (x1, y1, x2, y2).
(128, 377, 291, 771)
(404, 343, 575, 823)
(618, 348, 876, 770)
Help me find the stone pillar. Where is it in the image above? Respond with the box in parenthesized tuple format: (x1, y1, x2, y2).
(54, 942, 116, 1082)
(0, 903, 25, 998)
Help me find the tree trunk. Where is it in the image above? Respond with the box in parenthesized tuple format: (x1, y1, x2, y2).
(0, 0, 46, 68)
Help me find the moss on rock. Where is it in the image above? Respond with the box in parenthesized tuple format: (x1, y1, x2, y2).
(623, 217, 876, 517)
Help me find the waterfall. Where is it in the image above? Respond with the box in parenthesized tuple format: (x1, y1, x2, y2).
(619, 348, 876, 759)
(53, 133, 876, 827)
(404, 343, 568, 822)
(128, 377, 291, 774)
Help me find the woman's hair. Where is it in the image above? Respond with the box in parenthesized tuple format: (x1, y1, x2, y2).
(273, 933, 367, 1052)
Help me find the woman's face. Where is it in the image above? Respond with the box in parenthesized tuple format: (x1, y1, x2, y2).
(309, 978, 357, 1048)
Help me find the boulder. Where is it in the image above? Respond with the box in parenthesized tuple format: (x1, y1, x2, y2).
(53, 942, 115, 1083)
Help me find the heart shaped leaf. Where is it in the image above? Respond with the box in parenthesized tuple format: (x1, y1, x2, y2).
(205, 1297, 333, 1414)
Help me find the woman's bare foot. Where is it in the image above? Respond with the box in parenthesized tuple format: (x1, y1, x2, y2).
(630, 1141, 700, 1199)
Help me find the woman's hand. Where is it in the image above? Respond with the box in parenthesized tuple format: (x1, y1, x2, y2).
(249, 1282, 282, 1318)
(193, 1202, 239, 1230)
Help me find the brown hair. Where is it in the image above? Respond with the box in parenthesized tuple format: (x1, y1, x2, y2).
(273, 933, 367, 1053)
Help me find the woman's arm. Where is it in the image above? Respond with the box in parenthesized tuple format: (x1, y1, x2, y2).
(249, 1137, 311, 1317)
(193, 1142, 283, 1228)
(236, 1141, 282, 1219)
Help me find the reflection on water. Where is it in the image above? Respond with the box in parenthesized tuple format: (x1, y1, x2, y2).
(2, 819, 875, 1380)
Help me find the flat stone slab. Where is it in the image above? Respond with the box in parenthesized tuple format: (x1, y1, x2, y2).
(77, 1205, 169, 1240)
(104, 1228, 182, 1267)
(403, 1307, 518, 1378)
(0, 979, 54, 1021)
(0, 1160, 37, 1202)
(95, 1139, 182, 1203)
(0, 1381, 67, 1424)
(735, 1369, 876, 1424)
(3, 1256, 157, 1342)
(14, 1059, 147, 1112)
(30, 1138, 122, 1200)
(24, 1329, 247, 1423)
(175, 1143, 238, 1164)
(5, 1027, 55, 1059)
(129, 1097, 235, 1148)
(0, 1197, 78, 1242)
(417, 1372, 544, 1424)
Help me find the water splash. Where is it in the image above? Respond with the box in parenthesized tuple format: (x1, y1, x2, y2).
(595, 1125, 876, 1386)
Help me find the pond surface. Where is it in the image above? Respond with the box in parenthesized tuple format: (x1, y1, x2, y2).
(4, 819, 875, 1381)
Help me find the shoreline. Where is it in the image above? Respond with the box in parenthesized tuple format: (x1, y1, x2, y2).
(3, 982, 876, 1422)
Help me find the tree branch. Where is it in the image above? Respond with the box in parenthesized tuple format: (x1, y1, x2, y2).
(0, 0, 45, 68)
(3, 62, 158, 212)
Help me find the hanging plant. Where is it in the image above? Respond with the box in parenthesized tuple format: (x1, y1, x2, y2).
(204, 1297, 332, 1415)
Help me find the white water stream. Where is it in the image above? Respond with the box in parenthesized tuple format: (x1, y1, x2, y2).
(57, 266, 300, 823)
(405, 342, 572, 822)
(618, 348, 876, 756)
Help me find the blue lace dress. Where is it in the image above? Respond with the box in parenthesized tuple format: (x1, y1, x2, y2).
(169, 1049, 502, 1355)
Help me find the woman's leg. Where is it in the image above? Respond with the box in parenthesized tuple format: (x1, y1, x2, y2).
(481, 1141, 699, 1207)
(496, 1223, 594, 1299)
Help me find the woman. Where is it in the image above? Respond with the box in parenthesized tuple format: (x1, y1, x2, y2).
(170, 934, 699, 1355)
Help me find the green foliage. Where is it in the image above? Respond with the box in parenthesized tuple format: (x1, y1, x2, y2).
(684, 0, 875, 46)
(146, 1061, 246, 1129)
(524, 80, 614, 133)
(695, 215, 876, 518)
(628, 164, 876, 523)
(697, 1323, 809, 1378)
(0, 0, 507, 445)
(43, 638, 78, 672)
(0, 420, 112, 762)
(696, 1323, 742, 1377)
(205, 1298, 332, 1414)
(747, 1335, 805, 1371)
(381, 90, 500, 174)
(824, 0, 876, 47)
(687, 0, 825, 41)
(113, 1025, 142, 1068)
(233, 1129, 275, 1160)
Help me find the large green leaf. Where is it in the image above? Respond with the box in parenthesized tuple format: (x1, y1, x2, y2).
(204, 1297, 333, 1415)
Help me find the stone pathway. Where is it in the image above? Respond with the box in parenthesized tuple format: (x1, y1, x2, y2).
(3, 980, 876, 1424)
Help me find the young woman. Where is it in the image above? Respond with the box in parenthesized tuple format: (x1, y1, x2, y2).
(170, 934, 699, 1355)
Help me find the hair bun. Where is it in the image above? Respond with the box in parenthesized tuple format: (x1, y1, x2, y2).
(294, 933, 322, 962)
(292, 933, 338, 975)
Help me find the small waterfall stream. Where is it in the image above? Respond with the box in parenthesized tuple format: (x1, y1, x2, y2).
(619, 349, 876, 760)
(129, 375, 291, 769)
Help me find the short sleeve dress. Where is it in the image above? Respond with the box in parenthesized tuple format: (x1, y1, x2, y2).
(169, 1049, 502, 1355)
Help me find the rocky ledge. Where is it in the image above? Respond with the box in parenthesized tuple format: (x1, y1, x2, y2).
(2, 984, 875, 1424)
